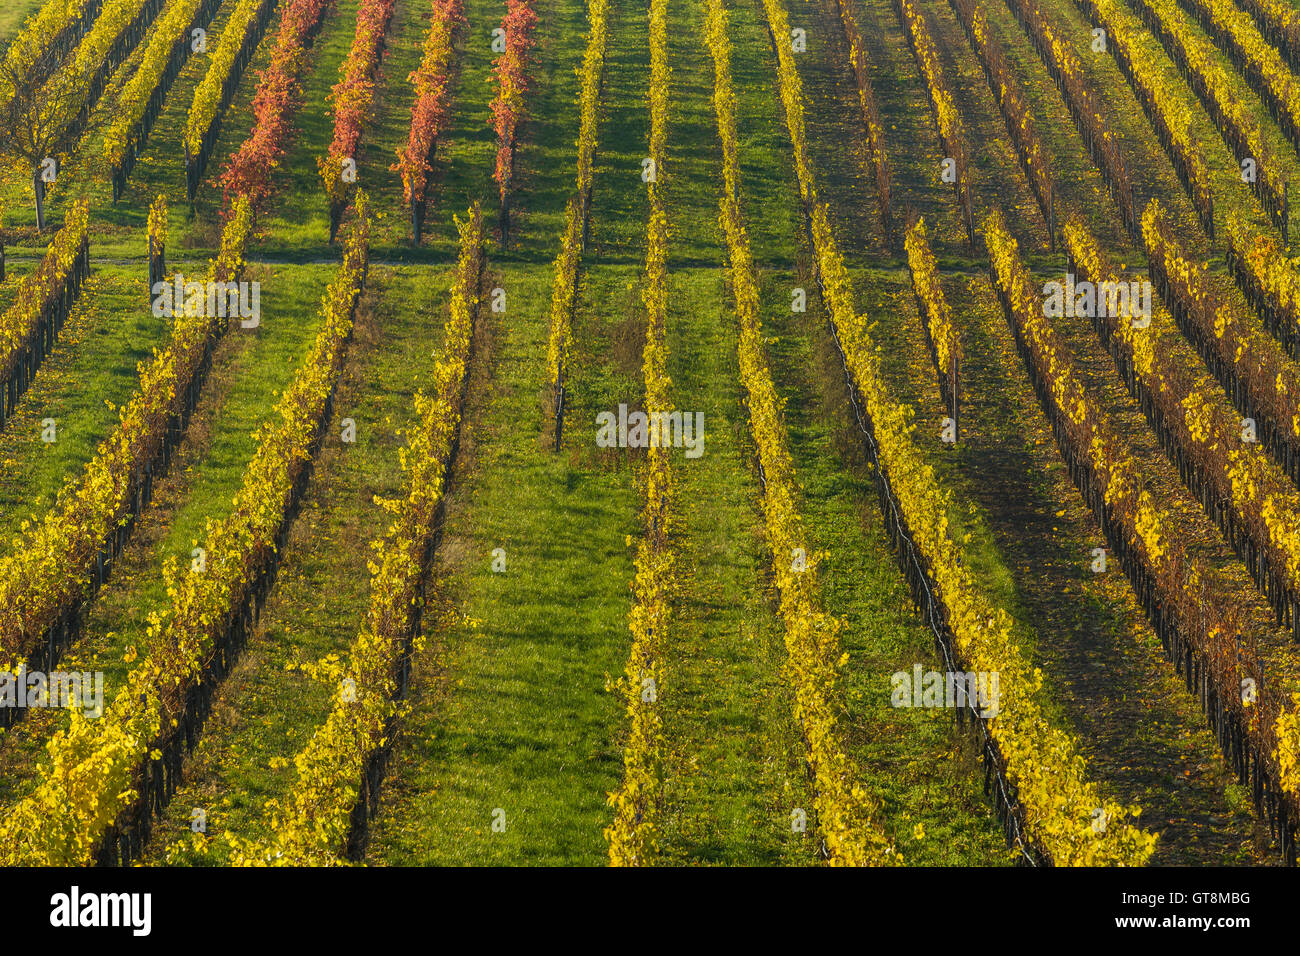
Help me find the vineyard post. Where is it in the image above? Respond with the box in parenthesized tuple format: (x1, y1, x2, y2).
(33, 169, 46, 231)
(412, 192, 426, 245)
(149, 234, 165, 289)
(1048, 185, 1056, 254)
(499, 139, 515, 248)
(499, 188, 510, 249)
(329, 200, 343, 245)
(553, 373, 565, 452)
(952, 353, 959, 442)
(963, 192, 975, 251)
(581, 185, 593, 252)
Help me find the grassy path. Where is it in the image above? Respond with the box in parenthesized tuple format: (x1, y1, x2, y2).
(648, 0, 808, 864)
(0, 0, 46, 46)
(500, 0, 589, 261)
(366, 263, 637, 864)
(586, 0, 646, 263)
(653, 269, 811, 865)
(0, 269, 165, 542)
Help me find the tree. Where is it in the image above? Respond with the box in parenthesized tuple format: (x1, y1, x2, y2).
(0, 51, 99, 231)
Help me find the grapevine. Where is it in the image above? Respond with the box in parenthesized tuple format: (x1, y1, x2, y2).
(544, 0, 610, 445)
(319, 0, 396, 239)
(489, 0, 539, 243)
(393, 0, 465, 241)
(606, 0, 673, 867)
